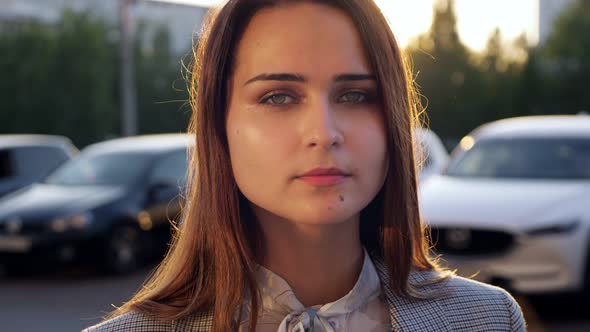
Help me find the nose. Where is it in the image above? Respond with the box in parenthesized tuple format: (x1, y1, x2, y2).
(302, 99, 344, 149)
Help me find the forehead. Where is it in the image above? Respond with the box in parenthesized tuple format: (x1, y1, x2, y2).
(233, 2, 371, 79)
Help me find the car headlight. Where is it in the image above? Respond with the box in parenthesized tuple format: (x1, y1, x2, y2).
(50, 212, 93, 233)
(525, 219, 581, 236)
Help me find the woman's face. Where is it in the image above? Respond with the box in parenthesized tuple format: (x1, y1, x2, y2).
(226, 2, 388, 226)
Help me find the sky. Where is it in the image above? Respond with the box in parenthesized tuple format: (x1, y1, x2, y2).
(156, 0, 538, 51)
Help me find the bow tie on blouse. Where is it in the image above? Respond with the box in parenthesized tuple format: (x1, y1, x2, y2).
(279, 307, 334, 332)
(246, 249, 384, 332)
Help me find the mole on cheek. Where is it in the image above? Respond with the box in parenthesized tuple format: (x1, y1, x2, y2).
(339, 195, 344, 202)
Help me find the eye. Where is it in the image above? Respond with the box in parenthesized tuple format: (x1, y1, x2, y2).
(338, 91, 368, 104)
(260, 93, 296, 105)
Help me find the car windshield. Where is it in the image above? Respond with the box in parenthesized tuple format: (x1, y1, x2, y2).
(45, 151, 154, 186)
(447, 138, 590, 179)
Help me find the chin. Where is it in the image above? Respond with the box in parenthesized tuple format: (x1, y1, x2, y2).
(290, 208, 359, 226)
(251, 197, 364, 226)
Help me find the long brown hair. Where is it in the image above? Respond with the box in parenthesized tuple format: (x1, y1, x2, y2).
(114, 0, 440, 331)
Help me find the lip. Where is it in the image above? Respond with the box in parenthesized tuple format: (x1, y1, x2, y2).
(297, 167, 351, 187)
(301, 167, 349, 177)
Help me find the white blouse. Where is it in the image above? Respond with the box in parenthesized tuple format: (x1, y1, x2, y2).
(238, 249, 391, 332)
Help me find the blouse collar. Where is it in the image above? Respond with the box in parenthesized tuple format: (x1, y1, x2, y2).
(250, 248, 382, 330)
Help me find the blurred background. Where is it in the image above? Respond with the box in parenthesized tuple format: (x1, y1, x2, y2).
(0, 0, 588, 331)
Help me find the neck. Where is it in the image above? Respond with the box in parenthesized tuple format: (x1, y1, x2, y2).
(256, 210, 364, 307)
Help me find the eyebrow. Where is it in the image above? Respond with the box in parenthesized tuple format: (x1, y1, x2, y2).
(244, 73, 375, 85)
(244, 73, 305, 85)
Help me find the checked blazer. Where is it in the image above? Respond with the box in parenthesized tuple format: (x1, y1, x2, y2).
(83, 260, 526, 332)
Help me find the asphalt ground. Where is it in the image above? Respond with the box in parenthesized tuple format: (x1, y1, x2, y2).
(0, 264, 588, 332)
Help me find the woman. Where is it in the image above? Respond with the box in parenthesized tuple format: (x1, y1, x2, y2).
(85, 0, 525, 331)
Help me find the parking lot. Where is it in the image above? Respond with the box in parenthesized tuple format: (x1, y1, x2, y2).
(0, 265, 588, 332)
(2, 1, 590, 331)
(0, 266, 148, 332)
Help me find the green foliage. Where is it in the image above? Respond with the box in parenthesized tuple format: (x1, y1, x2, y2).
(0, 1, 587, 150)
(542, 0, 590, 114)
(409, 0, 487, 145)
(134, 22, 190, 135)
(0, 10, 189, 147)
(0, 11, 118, 147)
(544, 0, 590, 60)
(409, 0, 587, 149)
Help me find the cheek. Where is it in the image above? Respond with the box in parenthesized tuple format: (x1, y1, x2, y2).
(353, 112, 388, 169)
(226, 111, 293, 187)
(353, 114, 389, 198)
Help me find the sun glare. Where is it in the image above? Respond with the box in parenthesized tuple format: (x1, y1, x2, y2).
(155, 0, 537, 51)
(454, 0, 538, 50)
(374, 0, 434, 47)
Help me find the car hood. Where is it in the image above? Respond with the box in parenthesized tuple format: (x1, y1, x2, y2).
(0, 177, 32, 198)
(0, 183, 127, 221)
(419, 175, 590, 231)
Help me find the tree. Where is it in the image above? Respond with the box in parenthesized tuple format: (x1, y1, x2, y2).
(542, 0, 590, 113)
(0, 11, 191, 147)
(407, 0, 545, 147)
(0, 11, 118, 147)
(409, 0, 485, 146)
(134, 22, 191, 134)
(478, 28, 527, 122)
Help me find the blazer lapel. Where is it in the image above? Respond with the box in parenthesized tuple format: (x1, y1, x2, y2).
(373, 259, 451, 332)
(178, 260, 452, 332)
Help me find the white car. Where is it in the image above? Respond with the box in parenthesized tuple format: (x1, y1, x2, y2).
(419, 115, 590, 295)
(415, 128, 449, 182)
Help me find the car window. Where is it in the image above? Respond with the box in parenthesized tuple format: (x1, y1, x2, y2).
(0, 149, 15, 179)
(447, 138, 590, 179)
(0, 146, 68, 180)
(46, 152, 155, 186)
(149, 150, 188, 187)
(13, 146, 69, 178)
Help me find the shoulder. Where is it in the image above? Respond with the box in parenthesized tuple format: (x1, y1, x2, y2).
(82, 311, 175, 332)
(411, 270, 526, 331)
(82, 310, 213, 332)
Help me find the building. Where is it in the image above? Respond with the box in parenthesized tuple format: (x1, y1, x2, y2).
(0, 0, 208, 55)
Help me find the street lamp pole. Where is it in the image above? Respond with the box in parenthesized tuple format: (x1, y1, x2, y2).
(119, 0, 138, 136)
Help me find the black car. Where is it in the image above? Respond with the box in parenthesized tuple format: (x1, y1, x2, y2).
(0, 135, 78, 198)
(0, 134, 190, 274)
